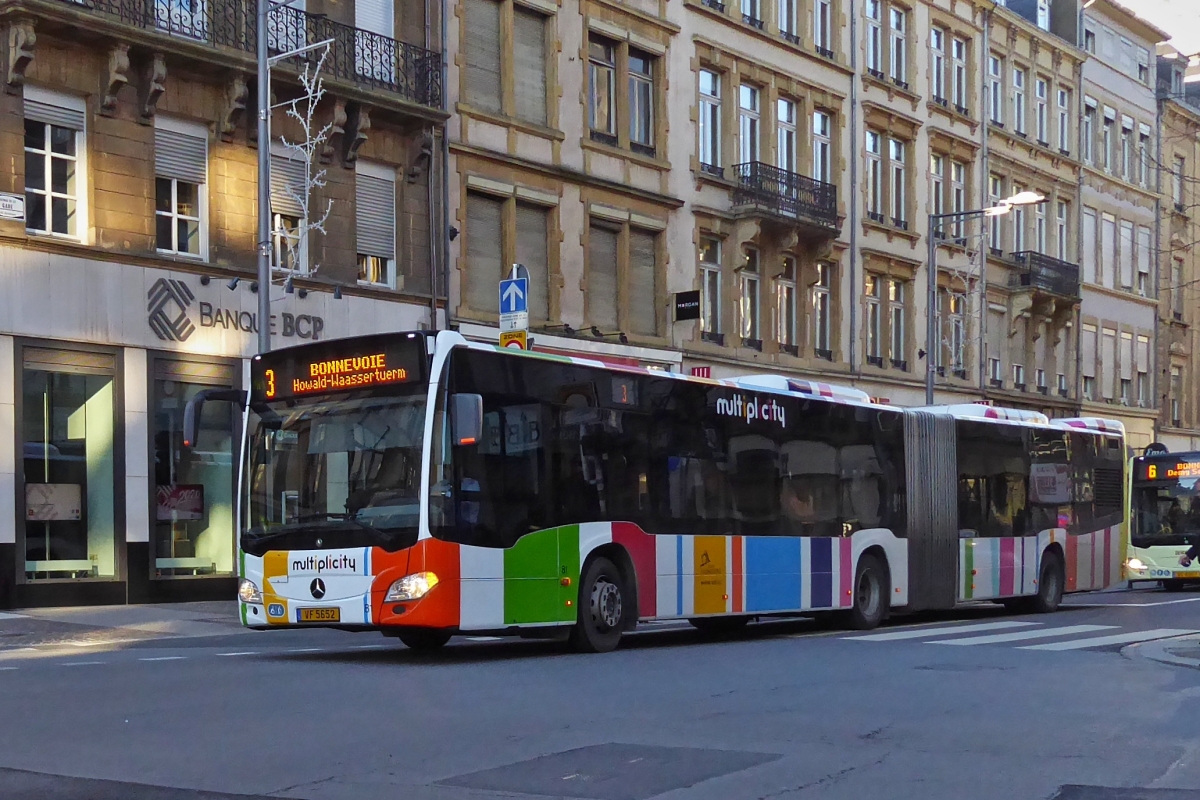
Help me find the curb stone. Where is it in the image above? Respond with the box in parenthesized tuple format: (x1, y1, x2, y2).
(1123, 635, 1200, 669)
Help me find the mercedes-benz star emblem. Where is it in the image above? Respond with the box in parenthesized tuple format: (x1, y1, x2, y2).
(315, 538, 323, 547)
(310, 578, 326, 599)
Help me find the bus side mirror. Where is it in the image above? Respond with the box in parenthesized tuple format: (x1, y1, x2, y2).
(451, 393, 483, 446)
(183, 389, 247, 448)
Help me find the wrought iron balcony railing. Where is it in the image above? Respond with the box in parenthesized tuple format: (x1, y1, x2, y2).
(731, 162, 838, 228)
(1009, 251, 1081, 299)
(48, 0, 442, 108)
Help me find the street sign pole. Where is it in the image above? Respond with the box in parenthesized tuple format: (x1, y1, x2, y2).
(499, 264, 529, 348)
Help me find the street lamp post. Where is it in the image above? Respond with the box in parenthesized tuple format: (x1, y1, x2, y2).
(925, 192, 1046, 405)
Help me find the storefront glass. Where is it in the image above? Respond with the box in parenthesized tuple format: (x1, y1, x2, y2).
(22, 350, 118, 580)
(152, 364, 236, 577)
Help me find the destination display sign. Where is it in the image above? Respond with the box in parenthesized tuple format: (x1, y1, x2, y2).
(1138, 459, 1200, 482)
(252, 334, 426, 402)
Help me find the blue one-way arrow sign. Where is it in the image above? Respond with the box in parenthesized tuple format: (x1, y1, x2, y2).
(499, 277, 528, 314)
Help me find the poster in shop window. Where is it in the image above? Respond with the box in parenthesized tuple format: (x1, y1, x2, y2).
(156, 485, 205, 521)
(26, 483, 82, 521)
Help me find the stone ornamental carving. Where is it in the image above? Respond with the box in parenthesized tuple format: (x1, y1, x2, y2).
(101, 43, 130, 116)
(344, 104, 371, 166)
(219, 74, 248, 141)
(141, 52, 167, 121)
(5, 19, 35, 95)
(320, 98, 347, 164)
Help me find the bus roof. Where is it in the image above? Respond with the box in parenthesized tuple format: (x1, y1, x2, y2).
(1051, 417, 1126, 435)
(916, 404, 1051, 424)
(725, 374, 873, 404)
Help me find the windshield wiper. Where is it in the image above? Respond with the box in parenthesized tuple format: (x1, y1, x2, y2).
(243, 513, 374, 543)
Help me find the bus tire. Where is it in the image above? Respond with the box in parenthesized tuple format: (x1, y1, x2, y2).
(1163, 579, 1185, 593)
(847, 553, 887, 630)
(1030, 551, 1065, 613)
(569, 556, 626, 654)
(395, 629, 452, 651)
(689, 616, 751, 635)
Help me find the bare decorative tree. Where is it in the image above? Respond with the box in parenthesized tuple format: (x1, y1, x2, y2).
(934, 222, 986, 384)
(274, 43, 335, 280)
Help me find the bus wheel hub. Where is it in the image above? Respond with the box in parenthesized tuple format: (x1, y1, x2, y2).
(591, 580, 622, 630)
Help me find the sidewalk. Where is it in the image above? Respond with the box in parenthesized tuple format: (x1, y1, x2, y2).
(0, 601, 245, 649)
(1127, 634, 1200, 669)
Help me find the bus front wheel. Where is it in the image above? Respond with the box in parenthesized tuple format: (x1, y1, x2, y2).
(1163, 579, 1186, 592)
(394, 628, 452, 651)
(1030, 552, 1065, 613)
(569, 556, 626, 654)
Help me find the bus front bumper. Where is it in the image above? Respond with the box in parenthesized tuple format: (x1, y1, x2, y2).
(1126, 549, 1200, 582)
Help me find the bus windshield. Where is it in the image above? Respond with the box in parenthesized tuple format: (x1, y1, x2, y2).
(1132, 478, 1200, 548)
(244, 390, 426, 555)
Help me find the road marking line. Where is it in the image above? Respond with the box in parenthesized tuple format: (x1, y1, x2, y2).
(845, 621, 1039, 641)
(1064, 598, 1200, 608)
(216, 652, 258, 657)
(464, 637, 503, 642)
(354, 644, 387, 650)
(0, 666, 18, 671)
(932, 624, 1117, 646)
(1020, 629, 1200, 651)
(67, 641, 121, 648)
(61, 661, 106, 666)
(0, 612, 27, 620)
(139, 656, 187, 662)
(288, 648, 323, 653)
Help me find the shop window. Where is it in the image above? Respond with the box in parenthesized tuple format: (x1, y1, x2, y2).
(152, 360, 238, 577)
(22, 348, 117, 580)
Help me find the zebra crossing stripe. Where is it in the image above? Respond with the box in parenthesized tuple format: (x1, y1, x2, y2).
(844, 621, 1039, 641)
(931, 624, 1116, 646)
(1019, 629, 1200, 651)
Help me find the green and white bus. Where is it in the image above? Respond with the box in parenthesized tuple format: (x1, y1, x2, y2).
(1127, 450, 1200, 590)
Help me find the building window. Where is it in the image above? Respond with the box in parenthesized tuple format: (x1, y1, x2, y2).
(1084, 28, 1096, 53)
(741, 247, 761, 343)
(1012, 67, 1026, 134)
(1138, 126, 1151, 187)
(1056, 200, 1068, 261)
(465, 192, 552, 320)
(1036, 368, 1046, 390)
(741, 0, 763, 26)
(812, 111, 832, 183)
(950, 160, 966, 238)
(1102, 112, 1114, 172)
(1035, 78, 1048, 143)
(154, 117, 207, 258)
(865, 274, 882, 365)
(777, 98, 797, 172)
(1174, 256, 1186, 318)
(943, 291, 965, 373)
(699, 70, 722, 173)
(272, 213, 303, 272)
(587, 222, 620, 331)
(989, 174, 1003, 250)
(1058, 373, 1069, 396)
(24, 109, 85, 239)
(1035, 202, 1046, 254)
(1013, 363, 1025, 389)
(813, 0, 832, 53)
(463, 0, 547, 125)
(865, 0, 883, 75)
(152, 360, 237, 578)
(1100, 212, 1116, 288)
(739, 84, 761, 163)
(776, 256, 797, 350)
(1171, 366, 1183, 426)
(355, 161, 397, 288)
(777, 0, 796, 38)
(22, 347, 118, 581)
(889, 137, 906, 226)
(1119, 119, 1132, 181)
(889, 7, 907, 86)
(888, 278, 906, 368)
(587, 221, 660, 336)
(628, 51, 655, 153)
(990, 357, 1002, 384)
(812, 261, 833, 357)
(930, 28, 946, 102)
(1083, 102, 1096, 164)
(1119, 219, 1134, 289)
(951, 37, 968, 111)
(269, 149, 308, 273)
(1057, 89, 1070, 153)
(1136, 225, 1151, 297)
(1174, 156, 1186, 205)
(930, 154, 944, 222)
(1013, 187, 1026, 252)
(866, 130, 883, 220)
(699, 236, 722, 340)
(588, 38, 617, 143)
(1137, 334, 1151, 406)
(988, 55, 1003, 124)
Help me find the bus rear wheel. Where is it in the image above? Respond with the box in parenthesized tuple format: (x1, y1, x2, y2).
(569, 556, 626, 654)
(846, 553, 887, 630)
(1163, 579, 1186, 592)
(394, 629, 452, 651)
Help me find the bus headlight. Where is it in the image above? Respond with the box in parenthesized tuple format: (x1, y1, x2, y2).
(385, 572, 439, 602)
(1126, 558, 1148, 573)
(238, 579, 263, 604)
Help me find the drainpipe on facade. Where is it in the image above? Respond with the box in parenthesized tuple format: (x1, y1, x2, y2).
(847, 0, 859, 376)
(441, 0, 452, 333)
(424, 0, 441, 332)
(1154, 93, 1164, 438)
(1074, 7, 1086, 414)
(979, 5, 994, 394)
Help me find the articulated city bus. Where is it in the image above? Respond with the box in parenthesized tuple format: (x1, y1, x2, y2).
(185, 330, 1128, 652)
(1126, 450, 1200, 590)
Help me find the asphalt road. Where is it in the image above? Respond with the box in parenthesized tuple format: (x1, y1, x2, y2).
(3, 587, 1200, 800)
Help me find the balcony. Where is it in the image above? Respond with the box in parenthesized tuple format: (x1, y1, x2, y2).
(731, 162, 838, 233)
(1009, 251, 1081, 301)
(35, 0, 442, 111)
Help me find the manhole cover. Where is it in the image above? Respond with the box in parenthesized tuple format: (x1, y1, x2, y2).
(438, 743, 780, 800)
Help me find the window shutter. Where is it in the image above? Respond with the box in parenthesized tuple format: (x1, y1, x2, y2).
(154, 359, 238, 385)
(1136, 335, 1150, 372)
(587, 224, 619, 329)
(512, 8, 547, 125)
(24, 347, 115, 375)
(1081, 209, 1097, 284)
(356, 172, 396, 258)
(1118, 221, 1134, 288)
(24, 99, 85, 130)
(1120, 332, 1133, 381)
(464, 0, 502, 114)
(628, 229, 658, 336)
(1100, 215, 1116, 288)
(154, 127, 207, 184)
(270, 153, 306, 216)
(515, 204, 549, 321)
(987, 309, 1004, 364)
(1081, 325, 1097, 377)
(355, 0, 394, 37)
(466, 193, 504, 313)
(1101, 329, 1116, 397)
(1136, 226, 1151, 276)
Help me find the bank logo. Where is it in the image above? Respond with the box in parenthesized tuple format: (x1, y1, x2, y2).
(147, 278, 196, 342)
